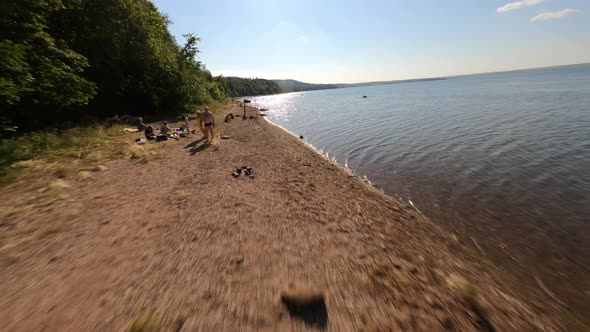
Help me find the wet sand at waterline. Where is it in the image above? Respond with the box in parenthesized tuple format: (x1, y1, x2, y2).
(0, 105, 584, 330)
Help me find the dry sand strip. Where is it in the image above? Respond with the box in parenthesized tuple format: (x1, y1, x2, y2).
(0, 105, 584, 331)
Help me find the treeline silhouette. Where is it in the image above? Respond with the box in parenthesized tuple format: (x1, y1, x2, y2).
(224, 77, 281, 98)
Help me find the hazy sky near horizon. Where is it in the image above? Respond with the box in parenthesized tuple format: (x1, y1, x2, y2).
(152, 0, 590, 83)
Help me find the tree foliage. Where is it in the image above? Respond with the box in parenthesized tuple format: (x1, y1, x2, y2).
(48, 0, 217, 117)
(0, 0, 97, 129)
(0, 0, 234, 132)
(224, 77, 281, 97)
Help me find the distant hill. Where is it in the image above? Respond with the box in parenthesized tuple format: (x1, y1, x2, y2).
(272, 79, 340, 93)
(238, 63, 590, 96)
(273, 77, 446, 93)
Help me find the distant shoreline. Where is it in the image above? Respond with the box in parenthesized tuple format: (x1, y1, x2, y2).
(270, 77, 446, 93)
(446, 61, 590, 79)
(240, 62, 590, 95)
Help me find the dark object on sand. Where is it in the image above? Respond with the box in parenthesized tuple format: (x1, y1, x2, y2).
(249, 115, 255, 119)
(362, 95, 367, 98)
(156, 134, 167, 141)
(260, 108, 269, 112)
(260, 114, 267, 117)
(221, 135, 230, 139)
(232, 168, 242, 177)
(299, 135, 304, 139)
(242, 100, 251, 117)
(232, 166, 254, 178)
(281, 286, 328, 327)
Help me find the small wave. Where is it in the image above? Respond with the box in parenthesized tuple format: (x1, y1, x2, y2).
(262, 115, 403, 195)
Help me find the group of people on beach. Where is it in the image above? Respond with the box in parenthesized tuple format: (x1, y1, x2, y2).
(136, 106, 215, 143)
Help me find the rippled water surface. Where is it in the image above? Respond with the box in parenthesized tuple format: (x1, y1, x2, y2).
(252, 64, 590, 314)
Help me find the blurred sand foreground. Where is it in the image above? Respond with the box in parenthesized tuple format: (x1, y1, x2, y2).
(0, 105, 583, 331)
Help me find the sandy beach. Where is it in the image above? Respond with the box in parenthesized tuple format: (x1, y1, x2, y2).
(0, 104, 583, 331)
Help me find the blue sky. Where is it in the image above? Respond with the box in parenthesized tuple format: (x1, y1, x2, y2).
(152, 0, 590, 83)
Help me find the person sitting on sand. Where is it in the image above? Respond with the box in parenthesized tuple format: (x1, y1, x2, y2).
(168, 128, 180, 140)
(144, 125, 156, 140)
(123, 117, 147, 132)
(136, 117, 147, 131)
(201, 106, 215, 143)
(158, 121, 180, 140)
(160, 121, 170, 135)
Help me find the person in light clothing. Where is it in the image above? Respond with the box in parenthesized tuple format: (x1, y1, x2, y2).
(183, 114, 190, 135)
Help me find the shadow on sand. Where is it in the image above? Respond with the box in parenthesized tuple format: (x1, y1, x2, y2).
(185, 139, 209, 155)
(282, 299, 328, 328)
(185, 139, 204, 148)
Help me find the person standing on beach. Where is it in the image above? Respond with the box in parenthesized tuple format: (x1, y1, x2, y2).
(183, 114, 190, 135)
(201, 106, 215, 143)
(196, 111, 206, 139)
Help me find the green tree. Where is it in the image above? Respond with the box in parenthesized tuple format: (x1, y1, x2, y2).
(223, 77, 281, 97)
(1, 0, 226, 131)
(0, 0, 96, 129)
(50, 0, 184, 114)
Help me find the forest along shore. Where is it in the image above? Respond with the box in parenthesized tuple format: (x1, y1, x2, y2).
(0, 105, 584, 331)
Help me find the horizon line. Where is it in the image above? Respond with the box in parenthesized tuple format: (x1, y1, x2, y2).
(224, 61, 590, 85)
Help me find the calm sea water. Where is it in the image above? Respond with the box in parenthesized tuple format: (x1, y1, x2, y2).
(252, 64, 590, 314)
